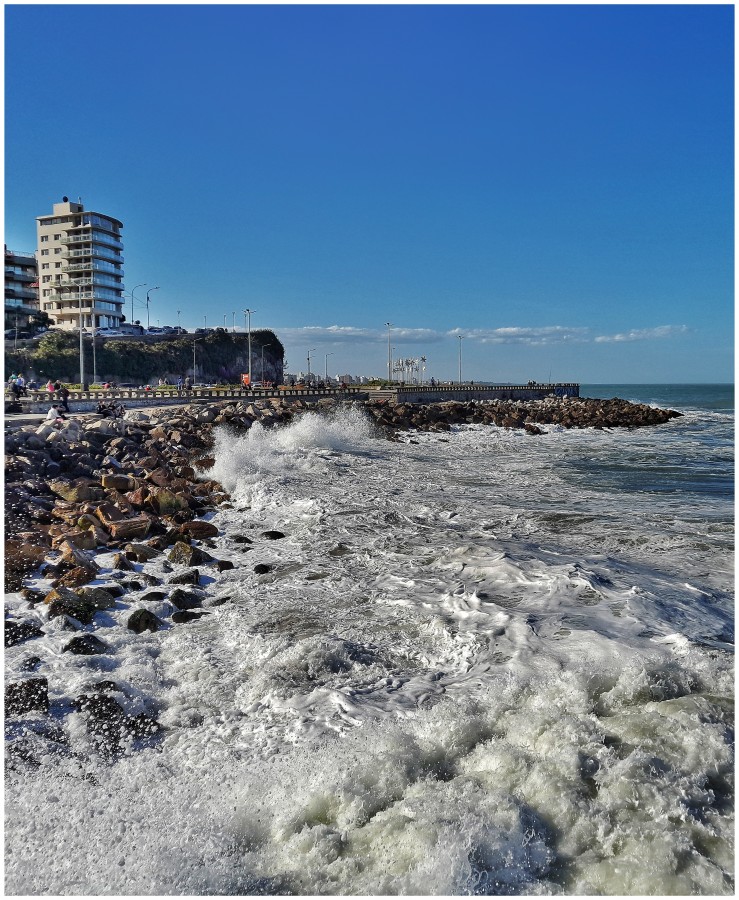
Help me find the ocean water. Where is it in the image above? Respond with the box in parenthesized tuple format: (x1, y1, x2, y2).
(5, 384, 734, 895)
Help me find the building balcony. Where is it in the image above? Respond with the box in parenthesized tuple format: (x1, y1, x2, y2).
(5, 267, 38, 282)
(61, 261, 125, 275)
(60, 233, 123, 250)
(62, 247, 124, 264)
(5, 286, 39, 301)
(5, 249, 36, 266)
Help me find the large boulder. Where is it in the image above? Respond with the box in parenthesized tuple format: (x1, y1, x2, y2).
(179, 520, 219, 539)
(127, 609, 164, 634)
(4, 540, 47, 591)
(168, 541, 211, 566)
(63, 634, 109, 655)
(5, 678, 49, 716)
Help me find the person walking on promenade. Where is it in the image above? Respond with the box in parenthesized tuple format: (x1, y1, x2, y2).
(58, 384, 71, 413)
(184, 376, 192, 391)
(46, 379, 55, 392)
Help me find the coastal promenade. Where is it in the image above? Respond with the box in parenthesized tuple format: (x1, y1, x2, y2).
(5, 381, 580, 418)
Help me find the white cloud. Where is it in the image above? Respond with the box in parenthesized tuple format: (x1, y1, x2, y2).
(449, 326, 591, 346)
(594, 325, 689, 343)
(278, 325, 445, 344)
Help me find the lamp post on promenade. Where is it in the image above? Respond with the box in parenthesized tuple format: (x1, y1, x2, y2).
(420, 355, 427, 385)
(192, 339, 197, 380)
(146, 286, 160, 330)
(243, 308, 256, 386)
(232, 312, 236, 333)
(458, 334, 464, 384)
(92, 325, 98, 385)
(177, 309, 181, 331)
(325, 352, 333, 381)
(307, 348, 316, 380)
(78, 293, 85, 388)
(130, 283, 146, 327)
(385, 322, 393, 383)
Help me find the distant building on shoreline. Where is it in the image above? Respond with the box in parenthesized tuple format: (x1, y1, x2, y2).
(37, 197, 125, 331)
(4, 246, 38, 331)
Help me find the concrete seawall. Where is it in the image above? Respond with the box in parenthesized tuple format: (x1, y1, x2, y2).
(374, 383, 580, 404)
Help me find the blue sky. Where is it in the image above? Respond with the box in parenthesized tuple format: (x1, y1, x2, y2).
(5, 4, 734, 383)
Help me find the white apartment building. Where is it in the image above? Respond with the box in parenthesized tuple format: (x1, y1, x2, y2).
(36, 197, 124, 330)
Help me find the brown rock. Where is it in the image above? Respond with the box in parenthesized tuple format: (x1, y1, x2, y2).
(179, 520, 219, 539)
(4, 540, 48, 592)
(147, 486, 188, 516)
(124, 542, 160, 562)
(75, 586, 118, 610)
(108, 515, 152, 541)
(58, 529, 97, 551)
(112, 552, 135, 571)
(168, 541, 211, 566)
(102, 473, 138, 492)
(48, 478, 103, 503)
(95, 502, 126, 528)
(56, 566, 98, 588)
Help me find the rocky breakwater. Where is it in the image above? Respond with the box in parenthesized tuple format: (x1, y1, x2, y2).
(4, 397, 310, 770)
(4, 393, 681, 769)
(365, 395, 683, 436)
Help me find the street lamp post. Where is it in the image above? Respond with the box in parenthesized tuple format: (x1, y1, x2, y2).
(78, 294, 85, 387)
(458, 334, 464, 384)
(130, 283, 146, 326)
(92, 325, 97, 385)
(146, 286, 160, 330)
(192, 338, 197, 380)
(243, 308, 255, 385)
(232, 312, 236, 333)
(307, 348, 316, 379)
(177, 309, 181, 331)
(385, 322, 393, 383)
(325, 352, 333, 381)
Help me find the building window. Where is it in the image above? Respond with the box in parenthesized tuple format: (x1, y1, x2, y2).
(54, 248, 62, 254)
(40, 235, 49, 242)
(55, 263, 62, 269)
(54, 233, 61, 240)
(41, 249, 49, 256)
(41, 263, 50, 270)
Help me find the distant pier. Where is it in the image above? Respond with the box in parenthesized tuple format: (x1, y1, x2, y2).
(369, 383, 580, 403)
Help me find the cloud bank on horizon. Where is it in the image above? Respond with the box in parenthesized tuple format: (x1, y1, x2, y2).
(278, 324, 691, 347)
